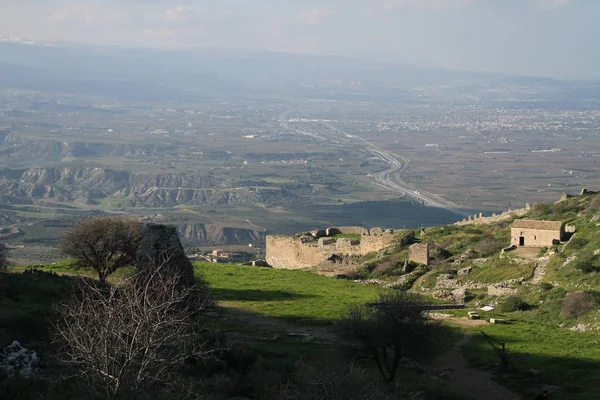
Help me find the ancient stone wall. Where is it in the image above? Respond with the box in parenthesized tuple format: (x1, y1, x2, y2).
(457, 188, 597, 227)
(265, 236, 326, 270)
(338, 226, 369, 235)
(361, 234, 396, 253)
(409, 243, 429, 265)
(266, 227, 397, 271)
(455, 204, 532, 226)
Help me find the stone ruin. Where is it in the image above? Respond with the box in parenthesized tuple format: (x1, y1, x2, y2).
(455, 203, 532, 226)
(266, 226, 397, 273)
(136, 224, 195, 286)
(408, 243, 429, 266)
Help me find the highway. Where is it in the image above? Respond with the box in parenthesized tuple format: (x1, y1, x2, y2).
(280, 112, 466, 215)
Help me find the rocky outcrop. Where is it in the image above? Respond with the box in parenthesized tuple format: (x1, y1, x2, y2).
(111, 186, 298, 208)
(176, 223, 265, 245)
(434, 288, 467, 304)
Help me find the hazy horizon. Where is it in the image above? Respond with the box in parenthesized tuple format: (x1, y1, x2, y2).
(1, 0, 599, 80)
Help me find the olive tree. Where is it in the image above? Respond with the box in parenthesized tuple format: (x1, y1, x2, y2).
(59, 217, 143, 283)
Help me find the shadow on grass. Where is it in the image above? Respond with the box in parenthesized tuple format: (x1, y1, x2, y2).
(209, 287, 316, 302)
(0, 270, 75, 347)
(463, 330, 600, 400)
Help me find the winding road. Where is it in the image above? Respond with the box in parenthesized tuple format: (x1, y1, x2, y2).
(280, 111, 465, 215)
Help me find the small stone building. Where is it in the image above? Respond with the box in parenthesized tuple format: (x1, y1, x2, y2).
(511, 219, 564, 248)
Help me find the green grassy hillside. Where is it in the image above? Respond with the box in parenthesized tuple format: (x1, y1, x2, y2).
(194, 262, 380, 323)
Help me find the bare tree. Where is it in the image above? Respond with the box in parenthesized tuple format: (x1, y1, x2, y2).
(59, 217, 143, 283)
(53, 261, 213, 399)
(338, 291, 440, 383)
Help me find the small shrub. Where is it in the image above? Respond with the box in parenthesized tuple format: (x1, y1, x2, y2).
(339, 267, 369, 281)
(568, 237, 589, 250)
(433, 246, 453, 260)
(562, 291, 597, 318)
(550, 202, 583, 220)
(499, 296, 530, 312)
(545, 287, 568, 300)
(573, 254, 600, 273)
(372, 259, 399, 276)
(476, 236, 504, 256)
(539, 282, 554, 291)
(531, 203, 552, 218)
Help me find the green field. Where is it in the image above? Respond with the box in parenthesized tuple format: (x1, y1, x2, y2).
(194, 262, 380, 323)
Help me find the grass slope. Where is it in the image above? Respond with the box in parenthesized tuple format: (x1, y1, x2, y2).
(194, 262, 380, 323)
(464, 321, 600, 400)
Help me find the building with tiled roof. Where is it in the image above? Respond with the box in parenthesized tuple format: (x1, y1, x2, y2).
(511, 219, 564, 248)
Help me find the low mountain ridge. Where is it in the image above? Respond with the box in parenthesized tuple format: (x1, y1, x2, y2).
(0, 167, 299, 208)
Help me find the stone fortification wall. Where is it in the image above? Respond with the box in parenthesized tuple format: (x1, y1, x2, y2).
(559, 188, 598, 202)
(266, 236, 327, 270)
(457, 188, 597, 227)
(361, 234, 396, 253)
(329, 226, 369, 235)
(266, 227, 397, 271)
(455, 203, 532, 226)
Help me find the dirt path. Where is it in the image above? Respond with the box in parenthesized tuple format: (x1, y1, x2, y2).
(433, 333, 520, 400)
(530, 256, 550, 284)
(409, 269, 434, 292)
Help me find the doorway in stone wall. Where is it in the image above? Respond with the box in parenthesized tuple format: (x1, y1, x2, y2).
(519, 237, 525, 246)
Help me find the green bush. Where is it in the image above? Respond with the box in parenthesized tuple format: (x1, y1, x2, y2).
(539, 282, 554, 291)
(531, 203, 552, 218)
(544, 287, 568, 300)
(573, 254, 600, 273)
(372, 259, 403, 277)
(476, 236, 504, 256)
(499, 295, 531, 312)
(432, 246, 453, 260)
(568, 237, 589, 250)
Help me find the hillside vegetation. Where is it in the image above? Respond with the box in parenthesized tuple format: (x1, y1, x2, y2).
(348, 190, 600, 399)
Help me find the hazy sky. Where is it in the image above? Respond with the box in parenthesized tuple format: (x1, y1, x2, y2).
(1, 0, 598, 79)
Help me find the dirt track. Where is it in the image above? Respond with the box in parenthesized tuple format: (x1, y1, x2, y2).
(433, 333, 520, 400)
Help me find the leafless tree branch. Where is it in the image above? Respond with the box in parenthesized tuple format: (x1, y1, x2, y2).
(53, 257, 215, 399)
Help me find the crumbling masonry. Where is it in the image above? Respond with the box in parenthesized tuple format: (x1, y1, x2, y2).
(266, 226, 396, 274)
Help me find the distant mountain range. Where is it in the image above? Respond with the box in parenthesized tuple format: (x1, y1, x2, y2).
(0, 41, 597, 105)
